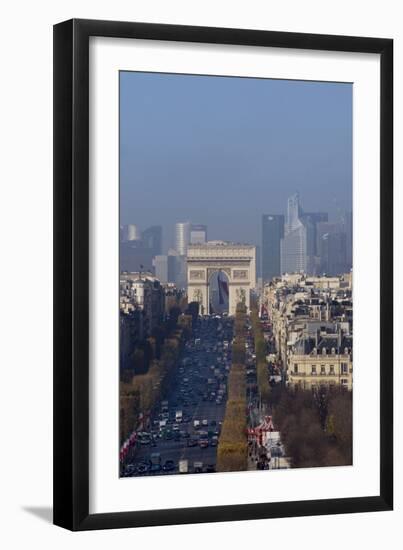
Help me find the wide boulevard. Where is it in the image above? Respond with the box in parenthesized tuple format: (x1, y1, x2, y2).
(121, 315, 234, 476)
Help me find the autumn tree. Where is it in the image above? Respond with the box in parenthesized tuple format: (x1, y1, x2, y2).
(326, 389, 353, 464)
(119, 382, 140, 444)
(273, 387, 352, 468)
(217, 304, 248, 472)
(217, 399, 248, 472)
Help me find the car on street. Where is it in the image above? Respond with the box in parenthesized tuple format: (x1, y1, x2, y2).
(125, 464, 137, 475)
(136, 462, 149, 474)
(162, 460, 175, 472)
(194, 462, 203, 473)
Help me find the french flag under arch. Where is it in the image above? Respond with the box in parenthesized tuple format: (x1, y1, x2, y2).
(218, 271, 229, 304)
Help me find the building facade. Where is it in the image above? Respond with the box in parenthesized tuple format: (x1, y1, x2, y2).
(341, 211, 353, 268)
(280, 221, 312, 274)
(120, 241, 155, 273)
(120, 272, 165, 336)
(190, 224, 207, 245)
(281, 194, 313, 274)
(280, 194, 328, 275)
(153, 251, 183, 286)
(261, 214, 284, 284)
(141, 225, 162, 256)
(264, 272, 353, 391)
(175, 221, 191, 256)
(287, 330, 353, 391)
(121, 224, 141, 242)
(317, 223, 348, 276)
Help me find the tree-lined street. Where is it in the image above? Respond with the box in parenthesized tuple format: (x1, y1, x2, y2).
(121, 316, 233, 476)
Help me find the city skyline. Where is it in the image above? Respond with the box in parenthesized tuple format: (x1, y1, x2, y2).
(121, 190, 352, 281)
(120, 71, 352, 253)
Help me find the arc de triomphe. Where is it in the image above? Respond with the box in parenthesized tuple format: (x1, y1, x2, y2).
(187, 242, 256, 315)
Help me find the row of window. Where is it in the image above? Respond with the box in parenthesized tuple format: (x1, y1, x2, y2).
(312, 347, 350, 355)
(293, 363, 349, 375)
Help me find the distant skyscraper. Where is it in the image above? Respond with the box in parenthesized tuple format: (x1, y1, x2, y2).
(341, 211, 353, 268)
(142, 225, 162, 256)
(175, 222, 190, 255)
(175, 255, 188, 289)
(317, 222, 347, 275)
(280, 223, 309, 274)
(154, 255, 168, 283)
(316, 216, 351, 275)
(120, 240, 154, 273)
(255, 244, 261, 284)
(122, 224, 141, 242)
(190, 224, 207, 245)
(261, 214, 284, 283)
(301, 212, 328, 256)
(281, 194, 316, 274)
(154, 253, 178, 284)
(286, 193, 302, 232)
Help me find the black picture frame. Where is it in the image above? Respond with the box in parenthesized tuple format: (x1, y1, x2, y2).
(53, 18, 393, 531)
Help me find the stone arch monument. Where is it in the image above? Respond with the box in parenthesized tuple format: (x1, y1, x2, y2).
(187, 242, 256, 315)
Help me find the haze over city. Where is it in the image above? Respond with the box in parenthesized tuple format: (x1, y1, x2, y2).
(120, 71, 352, 253)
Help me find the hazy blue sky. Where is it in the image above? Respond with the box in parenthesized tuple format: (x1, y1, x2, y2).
(120, 71, 352, 253)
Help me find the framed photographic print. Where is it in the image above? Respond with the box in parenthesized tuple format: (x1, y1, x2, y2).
(53, 19, 393, 530)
